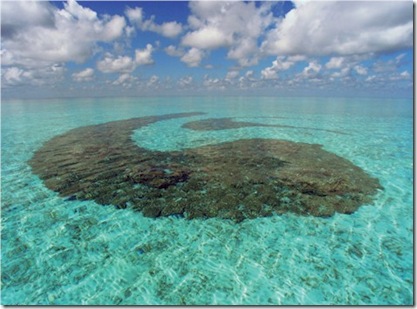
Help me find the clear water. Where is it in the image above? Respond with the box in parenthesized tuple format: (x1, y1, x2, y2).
(1, 96, 413, 305)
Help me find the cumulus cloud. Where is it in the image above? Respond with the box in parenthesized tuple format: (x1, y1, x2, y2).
(125, 7, 143, 24)
(182, 27, 231, 50)
(330, 67, 351, 79)
(400, 71, 410, 79)
(178, 76, 193, 87)
(2, 64, 65, 87)
(135, 44, 154, 65)
(72, 68, 94, 82)
(1, 1, 54, 38)
(97, 54, 136, 73)
(354, 65, 368, 76)
(261, 1, 412, 57)
(1, 0, 126, 67)
(203, 75, 227, 90)
(180, 48, 205, 67)
(125, 6, 183, 38)
(158, 22, 183, 39)
(97, 44, 154, 73)
(300, 61, 322, 78)
(125, 25, 135, 37)
(261, 56, 297, 80)
(147, 75, 159, 87)
(325, 57, 345, 70)
(112, 73, 137, 86)
(225, 70, 240, 81)
(244, 70, 255, 80)
(261, 68, 278, 80)
(182, 1, 275, 66)
(143, 19, 183, 38)
(372, 54, 408, 73)
(364, 69, 411, 88)
(2, 67, 27, 86)
(165, 45, 185, 57)
(323, 55, 373, 80)
(1, 1, 412, 98)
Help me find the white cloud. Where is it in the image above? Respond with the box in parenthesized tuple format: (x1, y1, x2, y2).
(2, 67, 26, 86)
(354, 65, 368, 76)
(1, 50, 15, 66)
(182, 27, 231, 50)
(365, 75, 377, 83)
(261, 67, 278, 80)
(363, 69, 411, 86)
(262, 1, 412, 56)
(147, 75, 159, 87)
(97, 54, 136, 73)
(165, 45, 185, 57)
(135, 44, 154, 65)
(180, 48, 205, 67)
(389, 71, 411, 81)
(261, 56, 298, 80)
(245, 70, 255, 80)
(158, 21, 183, 38)
(330, 67, 351, 79)
(182, 1, 275, 66)
(1, 1, 54, 35)
(287, 55, 307, 62)
(400, 71, 410, 78)
(325, 57, 345, 69)
(101, 16, 126, 41)
(2, 64, 65, 87)
(300, 61, 322, 78)
(178, 76, 193, 87)
(125, 6, 183, 38)
(125, 7, 143, 24)
(225, 70, 240, 81)
(63, 0, 97, 21)
(372, 54, 408, 73)
(97, 44, 154, 73)
(141, 18, 183, 39)
(227, 38, 259, 67)
(1, 0, 126, 67)
(125, 25, 135, 37)
(323, 55, 373, 80)
(72, 68, 94, 82)
(113, 73, 136, 86)
(203, 75, 227, 90)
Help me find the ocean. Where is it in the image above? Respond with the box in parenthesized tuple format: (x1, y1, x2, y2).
(1, 96, 413, 305)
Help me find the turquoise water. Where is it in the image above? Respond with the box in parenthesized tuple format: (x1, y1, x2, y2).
(1, 96, 413, 305)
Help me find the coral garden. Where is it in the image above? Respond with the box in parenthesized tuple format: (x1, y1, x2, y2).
(29, 113, 382, 222)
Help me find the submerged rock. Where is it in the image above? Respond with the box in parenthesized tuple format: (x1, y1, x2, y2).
(29, 113, 382, 222)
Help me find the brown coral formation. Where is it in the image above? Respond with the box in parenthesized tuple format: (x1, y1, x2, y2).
(29, 113, 382, 222)
(182, 117, 348, 135)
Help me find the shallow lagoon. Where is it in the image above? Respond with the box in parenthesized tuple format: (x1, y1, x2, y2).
(1, 96, 413, 305)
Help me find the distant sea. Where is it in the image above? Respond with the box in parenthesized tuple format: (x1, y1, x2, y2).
(1, 96, 413, 305)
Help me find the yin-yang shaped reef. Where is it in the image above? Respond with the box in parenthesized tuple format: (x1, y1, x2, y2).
(29, 112, 383, 222)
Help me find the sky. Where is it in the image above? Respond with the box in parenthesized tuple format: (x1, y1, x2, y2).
(1, 0, 413, 99)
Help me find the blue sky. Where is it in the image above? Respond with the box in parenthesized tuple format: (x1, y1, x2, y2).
(1, 0, 413, 99)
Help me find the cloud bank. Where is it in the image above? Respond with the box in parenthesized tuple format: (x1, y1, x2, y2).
(261, 1, 412, 56)
(1, 0, 412, 98)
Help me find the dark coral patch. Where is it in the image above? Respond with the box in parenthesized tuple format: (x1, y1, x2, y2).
(182, 117, 348, 135)
(29, 113, 382, 222)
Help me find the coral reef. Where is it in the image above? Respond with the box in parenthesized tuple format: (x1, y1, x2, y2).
(29, 113, 382, 222)
(182, 117, 348, 135)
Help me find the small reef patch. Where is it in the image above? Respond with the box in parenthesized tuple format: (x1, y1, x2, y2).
(182, 117, 348, 135)
(29, 113, 382, 222)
